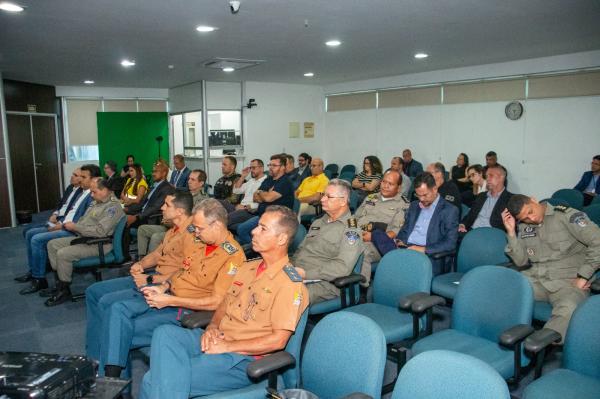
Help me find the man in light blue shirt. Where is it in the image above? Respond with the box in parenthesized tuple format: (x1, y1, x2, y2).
(408, 194, 440, 246)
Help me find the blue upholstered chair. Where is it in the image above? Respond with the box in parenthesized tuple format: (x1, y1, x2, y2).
(339, 164, 356, 176)
(551, 188, 584, 210)
(583, 204, 600, 225)
(540, 197, 570, 207)
(411, 266, 534, 383)
(247, 312, 386, 399)
(431, 227, 508, 300)
(391, 350, 510, 399)
(324, 163, 339, 178)
(461, 203, 470, 219)
(288, 224, 307, 256)
(523, 295, 600, 399)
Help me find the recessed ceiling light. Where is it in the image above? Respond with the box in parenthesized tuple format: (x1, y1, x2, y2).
(414, 53, 429, 59)
(303, 72, 314, 77)
(168, 65, 175, 69)
(121, 59, 136, 67)
(222, 67, 235, 72)
(196, 25, 217, 32)
(83, 80, 95, 85)
(325, 40, 342, 47)
(0, 2, 24, 12)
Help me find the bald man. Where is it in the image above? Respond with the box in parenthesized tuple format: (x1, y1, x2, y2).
(295, 157, 330, 220)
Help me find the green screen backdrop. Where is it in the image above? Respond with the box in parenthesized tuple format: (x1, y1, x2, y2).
(97, 112, 169, 178)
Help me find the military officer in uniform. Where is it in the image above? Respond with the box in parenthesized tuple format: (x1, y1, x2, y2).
(140, 205, 308, 399)
(503, 194, 600, 341)
(293, 179, 364, 304)
(101, 199, 245, 379)
(355, 169, 409, 285)
(44, 178, 124, 306)
(86, 190, 194, 362)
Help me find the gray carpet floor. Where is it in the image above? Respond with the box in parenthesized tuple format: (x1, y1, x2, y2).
(0, 212, 560, 398)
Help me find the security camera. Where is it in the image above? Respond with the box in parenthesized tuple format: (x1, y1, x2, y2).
(229, 1, 240, 13)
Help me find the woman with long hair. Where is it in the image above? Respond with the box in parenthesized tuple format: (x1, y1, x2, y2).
(121, 163, 148, 205)
(352, 155, 383, 204)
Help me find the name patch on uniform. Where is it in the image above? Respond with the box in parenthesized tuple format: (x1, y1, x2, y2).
(222, 241, 238, 255)
(569, 212, 588, 227)
(365, 200, 376, 206)
(520, 226, 537, 238)
(186, 224, 195, 233)
(227, 262, 238, 275)
(293, 292, 303, 307)
(283, 265, 303, 282)
(345, 231, 360, 245)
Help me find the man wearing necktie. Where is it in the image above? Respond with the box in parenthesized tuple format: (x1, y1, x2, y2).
(169, 154, 191, 190)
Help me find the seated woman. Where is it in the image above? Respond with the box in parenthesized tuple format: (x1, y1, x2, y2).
(121, 163, 148, 207)
(451, 152, 472, 193)
(462, 164, 486, 207)
(352, 155, 383, 204)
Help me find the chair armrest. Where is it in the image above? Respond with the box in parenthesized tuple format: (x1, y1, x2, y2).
(591, 278, 600, 294)
(429, 250, 456, 260)
(398, 292, 430, 311)
(524, 328, 562, 354)
(180, 311, 215, 329)
(499, 324, 534, 348)
(246, 351, 295, 380)
(339, 394, 373, 399)
(85, 237, 112, 245)
(410, 295, 445, 314)
(333, 273, 365, 288)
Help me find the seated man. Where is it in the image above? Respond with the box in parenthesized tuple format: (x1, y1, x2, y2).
(294, 152, 312, 183)
(236, 154, 295, 245)
(17, 164, 99, 295)
(284, 153, 303, 190)
(227, 158, 267, 231)
(356, 169, 409, 285)
(294, 179, 364, 304)
(140, 205, 308, 398)
(372, 172, 459, 275)
(459, 164, 512, 233)
(426, 162, 462, 211)
(85, 190, 195, 362)
(169, 154, 191, 190)
(295, 157, 329, 220)
(402, 148, 424, 178)
(101, 199, 245, 379)
(104, 160, 125, 198)
(137, 169, 208, 257)
(502, 195, 600, 341)
(574, 154, 600, 206)
(213, 155, 242, 205)
(44, 178, 125, 306)
(390, 156, 411, 197)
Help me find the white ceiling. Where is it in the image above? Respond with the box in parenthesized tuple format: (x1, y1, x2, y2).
(1, 0, 599, 88)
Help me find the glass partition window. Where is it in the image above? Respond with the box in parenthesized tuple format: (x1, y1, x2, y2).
(171, 112, 204, 159)
(207, 110, 242, 156)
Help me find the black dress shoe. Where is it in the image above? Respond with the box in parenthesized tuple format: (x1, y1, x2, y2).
(19, 278, 48, 295)
(39, 286, 58, 298)
(44, 281, 72, 307)
(14, 272, 33, 283)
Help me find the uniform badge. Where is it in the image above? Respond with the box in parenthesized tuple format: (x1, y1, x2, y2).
(521, 225, 537, 238)
(569, 212, 588, 227)
(107, 207, 116, 217)
(227, 262, 238, 275)
(555, 205, 569, 212)
(182, 256, 193, 270)
(293, 292, 303, 307)
(347, 218, 358, 228)
(233, 281, 244, 287)
(445, 195, 455, 202)
(262, 287, 272, 294)
(283, 265, 303, 282)
(310, 226, 320, 230)
(186, 224, 195, 233)
(365, 223, 374, 232)
(527, 248, 535, 256)
(345, 231, 360, 245)
(222, 241, 238, 254)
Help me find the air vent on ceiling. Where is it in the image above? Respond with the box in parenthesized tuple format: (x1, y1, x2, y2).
(202, 57, 265, 71)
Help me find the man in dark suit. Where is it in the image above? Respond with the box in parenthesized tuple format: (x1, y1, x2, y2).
(402, 148, 424, 178)
(460, 164, 512, 233)
(426, 162, 462, 211)
(372, 172, 459, 274)
(169, 154, 191, 190)
(293, 152, 312, 184)
(104, 160, 125, 198)
(574, 155, 600, 206)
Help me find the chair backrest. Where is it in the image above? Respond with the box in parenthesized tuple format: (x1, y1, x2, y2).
(583, 204, 600, 226)
(551, 188, 584, 209)
(457, 227, 508, 274)
(288, 224, 307, 255)
(324, 169, 333, 179)
(339, 164, 356, 175)
(282, 309, 309, 388)
(112, 216, 128, 263)
(461, 204, 470, 218)
(592, 195, 600, 206)
(392, 350, 510, 399)
(293, 198, 301, 214)
(453, 266, 533, 343)
(338, 172, 355, 183)
(563, 295, 600, 379)
(541, 197, 570, 207)
(324, 163, 339, 174)
(349, 189, 359, 212)
(372, 249, 433, 308)
(302, 312, 386, 398)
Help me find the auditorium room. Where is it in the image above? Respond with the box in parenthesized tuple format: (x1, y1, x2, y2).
(1, 1, 600, 398)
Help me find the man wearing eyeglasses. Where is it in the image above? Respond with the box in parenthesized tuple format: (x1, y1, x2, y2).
(98, 199, 246, 380)
(236, 154, 295, 245)
(227, 159, 267, 232)
(293, 179, 364, 304)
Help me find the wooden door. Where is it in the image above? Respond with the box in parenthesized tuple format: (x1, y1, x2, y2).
(32, 115, 60, 211)
(7, 114, 37, 213)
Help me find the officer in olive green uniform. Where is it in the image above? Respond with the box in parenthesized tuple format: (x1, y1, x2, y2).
(355, 182, 409, 285)
(504, 196, 600, 340)
(294, 179, 364, 304)
(46, 178, 125, 306)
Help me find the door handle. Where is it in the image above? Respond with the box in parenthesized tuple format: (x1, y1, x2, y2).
(35, 163, 43, 167)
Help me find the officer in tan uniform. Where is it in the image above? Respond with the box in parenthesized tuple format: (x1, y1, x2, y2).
(355, 169, 409, 285)
(44, 178, 124, 306)
(140, 205, 309, 399)
(294, 179, 364, 304)
(503, 194, 600, 340)
(101, 199, 245, 379)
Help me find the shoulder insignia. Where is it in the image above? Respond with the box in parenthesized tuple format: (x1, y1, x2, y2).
(283, 265, 303, 282)
(186, 224, 195, 233)
(401, 195, 410, 203)
(293, 291, 303, 306)
(554, 205, 570, 212)
(569, 212, 588, 227)
(445, 194, 455, 202)
(227, 262, 239, 275)
(345, 230, 360, 245)
(366, 193, 378, 201)
(347, 217, 358, 228)
(222, 241, 238, 255)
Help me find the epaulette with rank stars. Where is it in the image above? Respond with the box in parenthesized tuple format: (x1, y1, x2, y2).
(222, 241, 238, 254)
